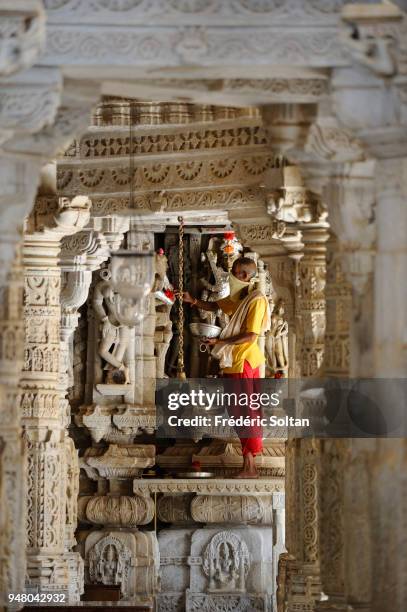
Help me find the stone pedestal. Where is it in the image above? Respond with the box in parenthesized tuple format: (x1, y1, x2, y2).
(135, 478, 284, 612)
(158, 524, 278, 612)
(192, 439, 285, 478)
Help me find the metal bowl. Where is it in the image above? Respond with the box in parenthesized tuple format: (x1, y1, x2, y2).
(189, 322, 222, 338)
(175, 471, 215, 479)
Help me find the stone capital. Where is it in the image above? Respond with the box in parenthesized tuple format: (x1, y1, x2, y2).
(0, 1, 45, 77)
(25, 195, 91, 241)
(0, 67, 62, 137)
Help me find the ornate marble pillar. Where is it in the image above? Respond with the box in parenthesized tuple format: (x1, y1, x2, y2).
(284, 438, 323, 612)
(126, 223, 163, 407)
(297, 223, 328, 378)
(315, 440, 347, 612)
(283, 219, 328, 612)
(324, 235, 352, 378)
(323, 163, 376, 378)
(21, 196, 91, 600)
(373, 158, 406, 376)
(0, 250, 26, 607)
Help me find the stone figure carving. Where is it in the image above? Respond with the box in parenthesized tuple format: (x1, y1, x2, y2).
(203, 531, 250, 592)
(88, 536, 131, 592)
(265, 299, 289, 376)
(199, 240, 229, 327)
(153, 250, 174, 378)
(340, 26, 397, 77)
(93, 268, 132, 384)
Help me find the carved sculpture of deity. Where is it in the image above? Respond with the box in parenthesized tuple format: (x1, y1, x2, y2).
(265, 298, 289, 377)
(93, 267, 132, 385)
(153, 250, 174, 378)
(98, 544, 123, 585)
(204, 531, 250, 593)
(199, 239, 230, 328)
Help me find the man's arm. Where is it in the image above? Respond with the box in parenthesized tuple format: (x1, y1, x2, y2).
(181, 291, 218, 312)
(204, 332, 257, 346)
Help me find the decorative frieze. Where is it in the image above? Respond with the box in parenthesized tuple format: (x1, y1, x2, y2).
(41, 24, 345, 69)
(236, 221, 287, 244)
(57, 153, 279, 196)
(74, 124, 270, 159)
(43, 0, 347, 24)
(124, 76, 329, 106)
(90, 186, 265, 216)
(133, 477, 284, 496)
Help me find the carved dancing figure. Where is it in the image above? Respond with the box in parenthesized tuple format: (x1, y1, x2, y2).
(265, 298, 289, 376)
(93, 268, 131, 385)
(199, 241, 229, 328)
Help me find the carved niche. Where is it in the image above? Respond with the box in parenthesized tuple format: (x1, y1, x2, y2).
(85, 530, 159, 601)
(203, 531, 250, 593)
(88, 535, 131, 592)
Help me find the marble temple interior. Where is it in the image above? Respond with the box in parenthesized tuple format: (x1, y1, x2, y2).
(0, 2, 407, 612)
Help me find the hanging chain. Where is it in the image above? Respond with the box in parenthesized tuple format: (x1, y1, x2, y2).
(177, 216, 186, 378)
(129, 101, 134, 211)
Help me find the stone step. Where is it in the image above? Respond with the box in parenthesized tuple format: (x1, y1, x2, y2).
(22, 606, 152, 611)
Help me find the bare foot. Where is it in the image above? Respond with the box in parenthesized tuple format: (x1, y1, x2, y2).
(234, 469, 259, 479)
(233, 452, 259, 479)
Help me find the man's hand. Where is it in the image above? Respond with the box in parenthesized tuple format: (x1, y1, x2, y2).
(175, 291, 195, 303)
(175, 292, 218, 312)
(182, 291, 195, 303)
(201, 337, 225, 347)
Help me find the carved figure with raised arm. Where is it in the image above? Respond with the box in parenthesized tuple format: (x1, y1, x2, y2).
(93, 267, 131, 384)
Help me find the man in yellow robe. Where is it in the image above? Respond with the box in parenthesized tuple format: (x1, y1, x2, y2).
(183, 257, 269, 478)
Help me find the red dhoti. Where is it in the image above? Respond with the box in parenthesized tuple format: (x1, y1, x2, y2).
(223, 359, 263, 456)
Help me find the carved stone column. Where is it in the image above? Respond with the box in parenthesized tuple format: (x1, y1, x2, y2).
(324, 235, 352, 377)
(21, 196, 91, 600)
(297, 223, 328, 378)
(323, 163, 375, 378)
(370, 439, 407, 612)
(315, 440, 347, 612)
(284, 438, 322, 612)
(0, 249, 26, 606)
(127, 224, 161, 407)
(373, 158, 406, 376)
(283, 219, 327, 612)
